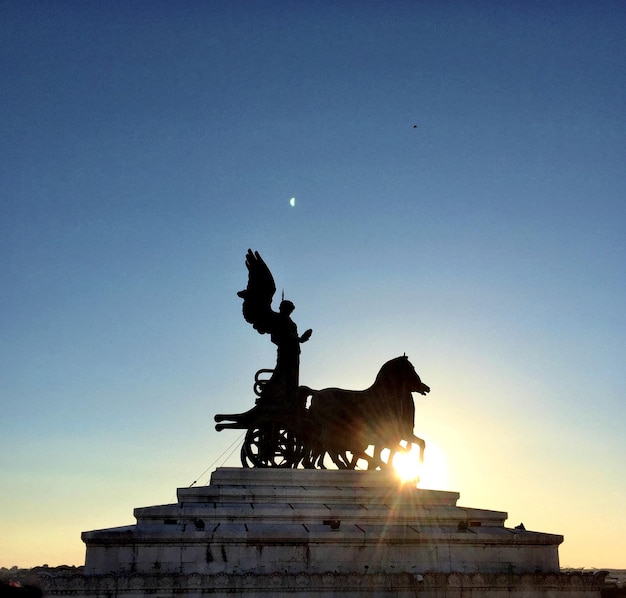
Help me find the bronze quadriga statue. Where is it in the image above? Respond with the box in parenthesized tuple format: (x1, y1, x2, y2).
(215, 250, 430, 469)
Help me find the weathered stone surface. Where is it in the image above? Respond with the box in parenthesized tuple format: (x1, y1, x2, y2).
(46, 468, 603, 596)
(82, 468, 561, 578)
(41, 571, 607, 597)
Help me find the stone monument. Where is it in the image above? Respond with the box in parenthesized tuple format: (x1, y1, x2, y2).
(41, 250, 606, 597)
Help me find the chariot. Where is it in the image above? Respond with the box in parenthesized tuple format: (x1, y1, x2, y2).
(214, 368, 310, 468)
(214, 355, 429, 470)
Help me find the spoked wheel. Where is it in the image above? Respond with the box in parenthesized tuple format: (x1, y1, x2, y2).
(241, 424, 303, 468)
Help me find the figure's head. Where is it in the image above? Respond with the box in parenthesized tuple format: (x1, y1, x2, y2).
(279, 300, 295, 315)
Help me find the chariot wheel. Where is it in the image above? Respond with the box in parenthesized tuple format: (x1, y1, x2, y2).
(241, 424, 303, 468)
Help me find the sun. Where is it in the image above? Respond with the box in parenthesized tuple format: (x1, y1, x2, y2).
(392, 448, 422, 482)
(392, 441, 449, 489)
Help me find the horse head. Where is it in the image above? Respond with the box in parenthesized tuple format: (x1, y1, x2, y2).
(377, 355, 430, 396)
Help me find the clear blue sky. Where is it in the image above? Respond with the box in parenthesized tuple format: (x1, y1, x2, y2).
(1, 1, 624, 569)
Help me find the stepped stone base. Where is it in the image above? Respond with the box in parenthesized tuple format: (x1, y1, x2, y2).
(44, 468, 604, 596)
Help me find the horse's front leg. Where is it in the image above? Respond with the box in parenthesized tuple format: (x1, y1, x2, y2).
(368, 445, 386, 470)
(301, 446, 315, 469)
(329, 451, 349, 469)
(314, 451, 327, 469)
(346, 448, 373, 469)
(336, 451, 353, 469)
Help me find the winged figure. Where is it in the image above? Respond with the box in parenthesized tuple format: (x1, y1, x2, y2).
(238, 249, 312, 411)
(237, 249, 277, 334)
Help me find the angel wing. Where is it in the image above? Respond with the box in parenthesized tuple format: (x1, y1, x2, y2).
(237, 249, 277, 334)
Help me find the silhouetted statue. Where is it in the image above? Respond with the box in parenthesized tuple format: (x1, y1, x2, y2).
(237, 249, 312, 411)
(302, 355, 430, 469)
(214, 250, 431, 470)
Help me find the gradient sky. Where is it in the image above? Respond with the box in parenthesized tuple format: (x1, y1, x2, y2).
(1, 1, 624, 569)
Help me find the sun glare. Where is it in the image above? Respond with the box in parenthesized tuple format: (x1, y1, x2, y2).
(392, 449, 421, 482)
(392, 442, 449, 489)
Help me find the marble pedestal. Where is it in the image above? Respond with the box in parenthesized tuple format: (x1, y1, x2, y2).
(42, 468, 605, 596)
(83, 468, 561, 576)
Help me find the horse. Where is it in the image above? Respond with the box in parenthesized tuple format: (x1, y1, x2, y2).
(301, 355, 430, 470)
